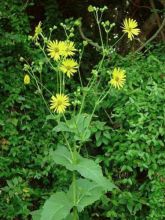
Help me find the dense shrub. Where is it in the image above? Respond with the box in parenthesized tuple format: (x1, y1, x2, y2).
(0, 1, 67, 219)
(88, 46, 165, 219)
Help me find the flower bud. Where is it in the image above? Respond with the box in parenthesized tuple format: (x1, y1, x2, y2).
(24, 74, 30, 85)
(83, 41, 88, 46)
(88, 5, 94, 12)
(20, 57, 24, 62)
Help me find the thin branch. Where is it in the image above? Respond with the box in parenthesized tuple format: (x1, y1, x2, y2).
(136, 17, 165, 52)
(150, 0, 165, 41)
(78, 23, 101, 50)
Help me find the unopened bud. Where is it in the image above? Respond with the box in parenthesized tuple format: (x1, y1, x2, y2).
(20, 57, 24, 62)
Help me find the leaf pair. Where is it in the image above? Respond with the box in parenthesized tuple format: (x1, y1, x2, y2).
(31, 145, 116, 220)
(52, 144, 115, 191)
(32, 178, 108, 220)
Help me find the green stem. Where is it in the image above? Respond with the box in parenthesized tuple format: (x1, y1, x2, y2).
(95, 11, 104, 51)
(77, 46, 84, 87)
(78, 53, 105, 116)
(79, 88, 110, 151)
(78, 68, 83, 88)
(73, 208, 77, 220)
(73, 148, 78, 220)
(63, 72, 65, 93)
(39, 71, 42, 92)
(78, 90, 86, 116)
(61, 130, 74, 160)
(59, 71, 62, 94)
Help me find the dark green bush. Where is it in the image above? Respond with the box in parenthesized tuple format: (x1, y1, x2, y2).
(0, 1, 67, 219)
(88, 46, 165, 219)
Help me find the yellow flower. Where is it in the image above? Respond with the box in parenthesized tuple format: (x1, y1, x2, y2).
(122, 18, 140, 40)
(47, 40, 65, 61)
(50, 94, 70, 114)
(109, 68, 126, 89)
(62, 41, 76, 57)
(24, 74, 30, 85)
(60, 59, 78, 78)
(33, 22, 42, 41)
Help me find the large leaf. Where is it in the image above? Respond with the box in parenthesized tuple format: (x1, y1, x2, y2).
(52, 146, 115, 191)
(65, 213, 74, 220)
(68, 178, 104, 212)
(52, 145, 115, 191)
(52, 144, 75, 171)
(41, 192, 72, 220)
(31, 210, 42, 220)
(76, 156, 116, 191)
(53, 122, 70, 133)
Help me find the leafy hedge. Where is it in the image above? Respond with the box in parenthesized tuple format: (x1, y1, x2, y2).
(89, 48, 165, 219)
(0, 1, 67, 219)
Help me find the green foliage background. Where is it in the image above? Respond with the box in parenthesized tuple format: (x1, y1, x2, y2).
(0, 0, 165, 219)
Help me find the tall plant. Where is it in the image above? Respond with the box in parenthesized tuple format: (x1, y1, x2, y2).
(22, 5, 140, 220)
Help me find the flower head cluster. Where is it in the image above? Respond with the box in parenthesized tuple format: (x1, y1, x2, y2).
(109, 68, 126, 89)
(122, 18, 140, 40)
(47, 40, 76, 61)
(48, 38, 78, 113)
(50, 94, 70, 114)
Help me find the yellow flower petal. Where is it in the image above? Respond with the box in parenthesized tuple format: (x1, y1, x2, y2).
(122, 18, 140, 40)
(61, 41, 76, 57)
(109, 68, 126, 89)
(47, 40, 66, 61)
(50, 94, 70, 114)
(60, 59, 78, 78)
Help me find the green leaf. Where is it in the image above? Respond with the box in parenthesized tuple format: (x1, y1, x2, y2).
(68, 178, 104, 212)
(76, 156, 116, 191)
(52, 144, 75, 171)
(0, 119, 4, 126)
(46, 115, 56, 121)
(65, 213, 74, 220)
(41, 192, 72, 220)
(73, 114, 91, 142)
(31, 210, 42, 220)
(52, 146, 116, 191)
(53, 122, 70, 132)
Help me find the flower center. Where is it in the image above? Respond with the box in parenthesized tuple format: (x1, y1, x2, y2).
(65, 47, 69, 52)
(128, 27, 132, 32)
(54, 47, 59, 53)
(66, 65, 71, 71)
(57, 100, 63, 106)
(115, 76, 120, 82)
